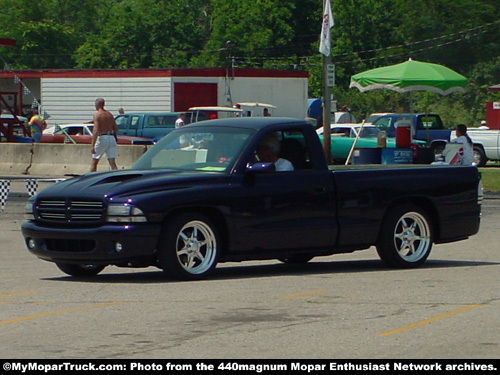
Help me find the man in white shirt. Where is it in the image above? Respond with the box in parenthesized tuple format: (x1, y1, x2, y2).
(175, 112, 188, 146)
(175, 113, 186, 128)
(256, 133, 294, 171)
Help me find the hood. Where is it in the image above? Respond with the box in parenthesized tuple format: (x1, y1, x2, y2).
(37, 169, 227, 200)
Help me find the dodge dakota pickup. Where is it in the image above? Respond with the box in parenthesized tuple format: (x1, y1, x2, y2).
(22, 117, 482, 280)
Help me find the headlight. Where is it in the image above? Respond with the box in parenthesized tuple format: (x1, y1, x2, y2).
(106, 203, 147, 223)
(24, 197, 35, 220)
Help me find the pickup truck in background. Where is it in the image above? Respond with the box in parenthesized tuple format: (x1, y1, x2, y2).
(369, 113, 451, 154)
(22, 117, 481, 280)
(115, 111, 208, 139)
(452, 128, 500, 167)
(317, 123, 426, 164)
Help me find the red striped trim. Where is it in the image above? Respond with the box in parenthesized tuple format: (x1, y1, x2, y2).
(0, 68, 308, 79)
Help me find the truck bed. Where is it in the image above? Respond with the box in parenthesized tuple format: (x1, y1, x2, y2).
(329, 163, 481, 249)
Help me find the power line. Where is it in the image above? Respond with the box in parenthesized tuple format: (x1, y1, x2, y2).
(233, 19, 500, 67)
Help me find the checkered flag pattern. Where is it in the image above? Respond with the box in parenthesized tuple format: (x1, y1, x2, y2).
(0, 180, 10, 212)
(25, 179, 38, 196)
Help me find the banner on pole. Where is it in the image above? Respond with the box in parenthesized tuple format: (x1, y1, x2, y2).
(319, 0, 334, 56)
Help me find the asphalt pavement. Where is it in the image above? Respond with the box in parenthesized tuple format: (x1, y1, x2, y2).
(0, 181, 499, 359)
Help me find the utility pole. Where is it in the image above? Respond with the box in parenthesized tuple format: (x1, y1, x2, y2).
(322, 55, 332, 164)
(320, 0, 333, 164)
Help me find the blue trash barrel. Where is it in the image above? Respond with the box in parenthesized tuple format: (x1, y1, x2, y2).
(352, 148, 381, 164)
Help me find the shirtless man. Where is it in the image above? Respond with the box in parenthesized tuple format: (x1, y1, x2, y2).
(90, 98, 119, 172)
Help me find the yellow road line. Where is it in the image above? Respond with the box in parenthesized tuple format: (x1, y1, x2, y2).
(0, 291, 34, 298)
(282, 289, 327, 299)
(378, 304, 482, 337)
(0, 302, 124, 326)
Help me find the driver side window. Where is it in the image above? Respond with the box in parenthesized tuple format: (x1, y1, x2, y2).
(253, 130, 311, 171)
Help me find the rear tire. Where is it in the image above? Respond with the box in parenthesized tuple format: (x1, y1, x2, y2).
(55, 263, 105, 277)
(473, 146, 487, 167)
(158, 213, 220, 280)
(376, 204, 433, 268)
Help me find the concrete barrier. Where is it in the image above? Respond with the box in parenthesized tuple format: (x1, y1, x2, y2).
(0, 143, 33, 175)
(0, 143, 150, 177)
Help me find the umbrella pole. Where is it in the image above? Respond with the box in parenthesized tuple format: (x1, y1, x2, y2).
(345, 120, 366, 165)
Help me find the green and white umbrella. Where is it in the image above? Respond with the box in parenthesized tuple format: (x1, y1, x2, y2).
(349, 59, 467, 96)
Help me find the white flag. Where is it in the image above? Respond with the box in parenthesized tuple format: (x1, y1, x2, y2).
(319, 0, 334, 56)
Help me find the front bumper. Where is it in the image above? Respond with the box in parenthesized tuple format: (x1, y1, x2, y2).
(21, 221, 162, 265)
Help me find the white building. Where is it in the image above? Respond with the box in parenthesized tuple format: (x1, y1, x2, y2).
(0, 68, 308, 125)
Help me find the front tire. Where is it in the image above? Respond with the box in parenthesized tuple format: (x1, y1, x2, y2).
(55, 263, 106, 277)
(376, 204, 433, 268)
(158, 213, 220, 280)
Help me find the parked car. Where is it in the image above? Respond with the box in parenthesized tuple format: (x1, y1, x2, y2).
(317, 123, 425, 164)
(188, 106, 243, 121)
(22, 117, 481, 280)
(115, 112, 207, 139)
(41, 124, 152, 145)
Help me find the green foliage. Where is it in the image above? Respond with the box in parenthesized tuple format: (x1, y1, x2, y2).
(479, 167, 500, 193)
(1, 0, 500, 122)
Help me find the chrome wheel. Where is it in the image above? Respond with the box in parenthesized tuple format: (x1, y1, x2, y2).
(176, 220, 218, 275)
(158, 213, 220, 280)
(377, 204, 433, 268)
(393, 212, 432, 263)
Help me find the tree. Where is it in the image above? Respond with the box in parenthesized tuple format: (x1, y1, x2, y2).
(191, 0, 295, 68)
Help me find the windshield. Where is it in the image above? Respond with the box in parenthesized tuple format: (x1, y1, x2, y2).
(357, 126, 380, 138)
(132, 126, 255, 172)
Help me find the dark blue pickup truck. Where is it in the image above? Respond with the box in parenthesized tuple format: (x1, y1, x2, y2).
(22, 118, 481, 280)
(370, 113, 451, 153)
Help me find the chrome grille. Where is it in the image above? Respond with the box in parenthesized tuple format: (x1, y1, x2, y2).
(36, 199, 105, 224)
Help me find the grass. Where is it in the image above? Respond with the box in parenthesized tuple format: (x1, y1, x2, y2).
(479, 165, 500, 193)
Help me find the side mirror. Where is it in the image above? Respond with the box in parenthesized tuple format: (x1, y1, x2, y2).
(246, 162, 276, 174)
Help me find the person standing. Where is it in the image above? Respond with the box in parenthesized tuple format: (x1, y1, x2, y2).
(175, 112, 186, 128)
(90, 98, 119, 172)
(175, 112, 188, 146)
(449, 124, 474, 166)
(29, 109, 47, 143)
